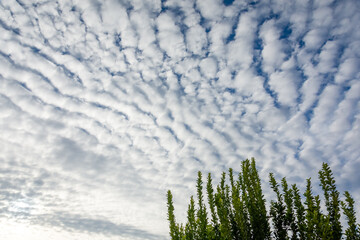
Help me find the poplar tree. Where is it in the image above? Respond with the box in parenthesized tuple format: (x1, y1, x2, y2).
(215, 172, 232, 239)
(281, 178, 298, 240)
(166, 158, 359, 240)
(342, 191, 360, 240)
(196, 171, 208, 240)
(167, 190, 181, 240)
(292, 184, 306, 240)
(318, 163, 342, 240)
(238, 171, 251, 239)
(304, 178, 325, 239)
(304, 178, 317, 239)
(269, 173, 287, 240)
(206, 173, 220, 239)
(229, 168, 248, 239)
(242, 158, 270, 240)
(185, 196, 196, 240)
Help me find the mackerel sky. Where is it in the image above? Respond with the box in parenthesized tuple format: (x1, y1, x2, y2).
(0, 0, 359, 239)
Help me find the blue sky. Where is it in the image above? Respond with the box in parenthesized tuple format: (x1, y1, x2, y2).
(0, 0, 359, 239)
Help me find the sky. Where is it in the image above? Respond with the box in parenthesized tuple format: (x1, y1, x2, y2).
(0, 0, 359, 239)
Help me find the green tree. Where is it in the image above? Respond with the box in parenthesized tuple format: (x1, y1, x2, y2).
(342, 191, 360, 240)
(242, 158, 271, 240)
(166, 158, 359, 240)
(167, 190, 181, 240)
(206, 173, 220, 239)
(318, 163, 342, 239)
(304, 178, 326, 239)
(269, 173, 287, 240)
(215, 172, 232, 239)
(238, 170, 251, 239)
(229, 168, 248, 239)
(185, 196, 196, 240)
(196, 171, 208, 239)
(281, 178, 298, 240)
(292, 184, 306, 240)
(303, 178, 317, 239)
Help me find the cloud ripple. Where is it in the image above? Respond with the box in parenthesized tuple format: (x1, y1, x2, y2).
(0, 0, 359, 239)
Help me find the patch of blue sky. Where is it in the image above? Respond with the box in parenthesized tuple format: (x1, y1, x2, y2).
(225, 87, 236, 94)
(14, 0, 26, 9)
(263, 80, 281, 109)
(279, 24, 292, 40)
(0, 51, 61, 94)
(197, 8, 211, 33)
(104, 67, 125, 77)
(0, 19, 21, 35)
(114, 110, 129, 120)
(16, 81, 32, 92)
(225, 17, 239, 44)
(160, 0, 168, 11)
(163, 126, 182, 144)
(223, 0, 235, 6)
(174, 72, 184, 88)
(183, 123, 197, 136)
(77, 127, 91, 136)
(90, 102, 110, 110)
(298, 39, 305, 49)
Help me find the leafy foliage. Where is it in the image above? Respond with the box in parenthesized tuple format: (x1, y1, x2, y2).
(166, 159, 359, 240)
(319, 162, 342, 239)
(167, 190, 181, 240)
(342, 191, 360, 240)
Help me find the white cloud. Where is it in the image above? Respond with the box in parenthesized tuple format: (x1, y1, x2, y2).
(186, 24, 208, 55)
(268, 57, 300, 107)
(1, 0, 360, 239)
(330, 81, 360, 133)
(311, 6, 333, 28)
(199, 57, 218, 79)
(195, 0, 224, 22)
(208, 21, 232, 58)
(130, 0, 162, 12)
(130, 10, 157, 50)
(156, 12, 187, 59)
(303, 28, 327, 50)
(316, 40, 339, 74)
(310, 84, 341, 134)
(226, 11, 257, 70)
(335, 58, 360, 84)
(260, 19, 286, 73)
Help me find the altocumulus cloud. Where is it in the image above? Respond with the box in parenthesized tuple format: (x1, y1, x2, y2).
(0, 0, 360, 239)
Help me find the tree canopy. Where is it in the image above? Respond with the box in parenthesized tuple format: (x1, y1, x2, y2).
(166, 158, 360, 240)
